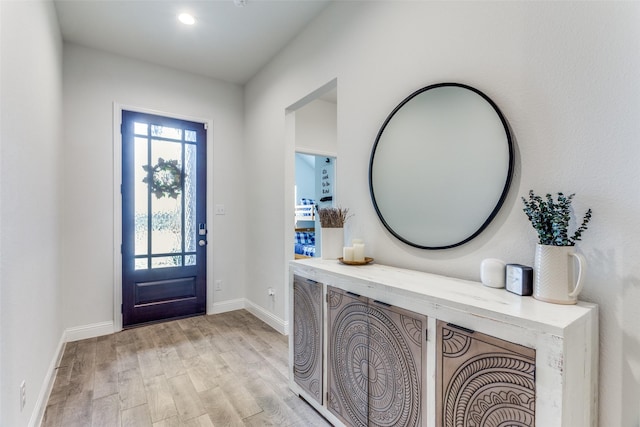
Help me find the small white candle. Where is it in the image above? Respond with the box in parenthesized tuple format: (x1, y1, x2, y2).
(353, 243, 365, 262)
(343, 246, 355, 262)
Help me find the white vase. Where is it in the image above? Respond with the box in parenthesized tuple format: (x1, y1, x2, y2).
(533, 244, 586, 304)
(321, 227, 343, 259)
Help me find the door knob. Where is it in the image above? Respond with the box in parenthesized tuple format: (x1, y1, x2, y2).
(199, 239, 207, 246)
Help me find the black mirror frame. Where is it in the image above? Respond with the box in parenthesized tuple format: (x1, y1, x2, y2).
(368, 82, 514, 250)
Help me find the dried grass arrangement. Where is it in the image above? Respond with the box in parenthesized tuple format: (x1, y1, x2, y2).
(317, 207, 351, 228)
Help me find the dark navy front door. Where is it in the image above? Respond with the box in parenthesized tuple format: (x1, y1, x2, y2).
(121, 110, 207, 327)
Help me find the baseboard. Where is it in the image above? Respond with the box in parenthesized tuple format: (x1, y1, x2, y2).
(244, 299, 289, 335)
(29, 333, 66, 427)
(209, 298, 245, 314)
(64, 321, 115, 342)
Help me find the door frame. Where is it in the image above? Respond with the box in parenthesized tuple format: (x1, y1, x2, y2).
(113, 103, 214, 332)
(284, 78, 337, 333)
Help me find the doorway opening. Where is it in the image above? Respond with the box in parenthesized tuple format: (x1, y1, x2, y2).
(294, 154, 336, 258)
(283, 79, 337, 329)
(121, 110, 207, 327)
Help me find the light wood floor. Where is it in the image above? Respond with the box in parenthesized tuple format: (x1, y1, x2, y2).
(41, 310, 331, 427)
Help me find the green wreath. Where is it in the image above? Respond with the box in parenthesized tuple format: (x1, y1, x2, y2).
(142, 157, 184, 199)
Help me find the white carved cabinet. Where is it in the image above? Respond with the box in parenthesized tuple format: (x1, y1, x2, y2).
(326, 287, 427, 426)
(292, 275, 323, 405)
(288, 259, 598, 427)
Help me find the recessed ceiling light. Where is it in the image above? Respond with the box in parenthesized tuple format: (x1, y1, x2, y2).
(178, 13, 195, 25)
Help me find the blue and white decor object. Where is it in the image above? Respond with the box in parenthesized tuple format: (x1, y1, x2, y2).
(294, 231, 315, 257)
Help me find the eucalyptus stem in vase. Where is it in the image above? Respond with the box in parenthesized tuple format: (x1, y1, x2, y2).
(521, 190, 592, 246)
(521, 190, 593, 304)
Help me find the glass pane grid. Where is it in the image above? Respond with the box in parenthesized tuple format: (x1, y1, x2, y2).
(131, 117, 199, 271)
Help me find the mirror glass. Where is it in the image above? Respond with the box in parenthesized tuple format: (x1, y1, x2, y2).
(369, 83, 513, 249)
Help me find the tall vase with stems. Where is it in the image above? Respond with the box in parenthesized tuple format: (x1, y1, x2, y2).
(522, 191, 592, 305)
(533, 244, 585, 304)
(317, 207, 350, 260)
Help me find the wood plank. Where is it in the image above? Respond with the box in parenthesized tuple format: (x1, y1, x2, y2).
(91, 393, 121, 427)
(121, 404, 153, 427)
(144, 375, 178, 423)
(117, 342, 140, 373)
(137, 347, 165, 379)
(216, 371, 263, 419)
(151, 415, 181, 427)
(93, 362, 119, 400)
(219, 350, 252, 377)
(184, 356, 221, 393)
(167, 373, 206, 422)
(47, 368, 71, 406)
(181, 413, 215, 427)
(95, 334, 117, 365)
(59, 341, 78, 368)
(199, 386, 245, 426)
(241, 375, 301, 426)
(41, 402, 65, 427)
(181, 325, 214, 355)
(60, 391, 93, 426)
(118, 367, 147, 410)
(157, 347, 187, 378)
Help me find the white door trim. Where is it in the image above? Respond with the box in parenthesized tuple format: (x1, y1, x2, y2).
(112, 102, 214, 331)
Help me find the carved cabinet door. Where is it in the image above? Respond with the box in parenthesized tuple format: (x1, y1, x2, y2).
(327, 287, 369, 426)
(327, 286, 427, 427)
(436, 321, 536, 427)
(293, 275, 323, 404)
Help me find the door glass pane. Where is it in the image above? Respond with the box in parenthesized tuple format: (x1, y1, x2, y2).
(152, 255, 183, 269)
(151, 125, 182, 140)
(134, 122, 148, 135)
(135, 258, 148, 270)
(185, 130, 197, 142)
(151, 140, 183, 257)
(134, 137, 149, 257)
(185, 255, 196, 266)
(184, 144, 197, 253)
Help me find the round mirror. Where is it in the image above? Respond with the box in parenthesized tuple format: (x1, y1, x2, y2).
(369, 83, 513, 249)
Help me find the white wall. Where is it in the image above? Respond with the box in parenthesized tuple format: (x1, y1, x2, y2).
(295, 98, 337, 154)
(0, 1, 64, 425)
(244, 2, 640, 425)
(61, 44, 246, 328)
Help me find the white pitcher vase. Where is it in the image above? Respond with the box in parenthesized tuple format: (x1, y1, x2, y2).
(533, 244, 586, 304)
(321, 227, 343, 259)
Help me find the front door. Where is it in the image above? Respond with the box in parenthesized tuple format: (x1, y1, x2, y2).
(121, 110, 207, 327)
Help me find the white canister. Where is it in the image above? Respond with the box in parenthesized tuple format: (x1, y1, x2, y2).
(480, 258, 506, 288)
(321, 227, 344, 259)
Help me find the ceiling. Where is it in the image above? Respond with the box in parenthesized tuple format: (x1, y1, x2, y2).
(54, 0, 332, 85)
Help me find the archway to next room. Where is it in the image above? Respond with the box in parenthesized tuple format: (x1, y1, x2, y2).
(283, 78, 337, 324)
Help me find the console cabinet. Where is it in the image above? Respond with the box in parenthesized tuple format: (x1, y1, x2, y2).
(436, 321, 536, 427)
(289, 259, 598, 427)
(327, 287, 427, 427)
(292, 275, 323, 404)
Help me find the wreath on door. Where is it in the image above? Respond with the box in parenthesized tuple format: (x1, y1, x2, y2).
(142, 157, 184, 199)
